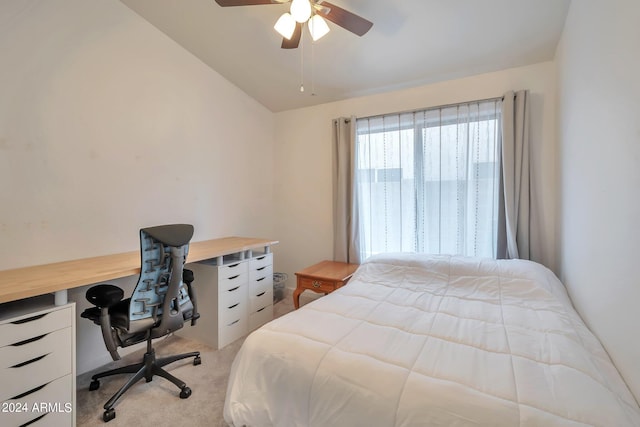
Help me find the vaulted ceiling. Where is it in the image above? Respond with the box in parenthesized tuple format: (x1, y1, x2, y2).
(120, 0, 571, 112)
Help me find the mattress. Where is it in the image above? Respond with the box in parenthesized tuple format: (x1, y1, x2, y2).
(224, 253, 640, 426)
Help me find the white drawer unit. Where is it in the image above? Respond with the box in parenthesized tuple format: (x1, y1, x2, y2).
(180, 250, 275, 349)
(179, 255, 249, 349)
(0, 297, 76, 427)
(248, 253, 273, 331)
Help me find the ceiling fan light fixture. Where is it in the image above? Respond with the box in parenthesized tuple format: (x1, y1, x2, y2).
(274, 12, 297, 39)
(290, 0, 312, 23)
(308, 14, 330, 41)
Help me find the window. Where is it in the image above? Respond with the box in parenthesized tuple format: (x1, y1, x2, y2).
(355, 99, 502, 261)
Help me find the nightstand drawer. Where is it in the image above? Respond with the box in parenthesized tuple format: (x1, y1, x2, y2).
(298, 277, 340, 293)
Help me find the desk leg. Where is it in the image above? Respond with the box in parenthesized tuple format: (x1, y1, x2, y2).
(54, 289, 68, 306)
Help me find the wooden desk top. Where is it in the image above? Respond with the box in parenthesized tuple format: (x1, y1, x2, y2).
(0, 236, 278, 304)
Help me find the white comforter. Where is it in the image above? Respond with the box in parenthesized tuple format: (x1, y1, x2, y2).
(224, 254, 640, 426)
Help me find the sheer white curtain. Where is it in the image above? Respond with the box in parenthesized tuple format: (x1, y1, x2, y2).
(353, 100, 502, 261)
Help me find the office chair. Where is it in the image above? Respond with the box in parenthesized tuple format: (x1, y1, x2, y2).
(81, 224, 202, 422)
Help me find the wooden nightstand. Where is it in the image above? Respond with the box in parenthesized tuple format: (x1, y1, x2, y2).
(293, 260, 360, 309)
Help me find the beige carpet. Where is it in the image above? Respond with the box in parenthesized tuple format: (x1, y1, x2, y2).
(76, 294, 303, 426)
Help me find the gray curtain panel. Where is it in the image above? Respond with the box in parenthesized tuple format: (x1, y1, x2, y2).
(500, 90, 531, 259)
(332, 116, 360, 264)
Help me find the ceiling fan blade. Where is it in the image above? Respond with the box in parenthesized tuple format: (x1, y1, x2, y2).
(281, 22, 302, 49)
(214, 0, 280, 6)
(318, 1, 373, 36)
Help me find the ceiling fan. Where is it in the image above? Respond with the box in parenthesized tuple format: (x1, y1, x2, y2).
(214, 0, 373, 49)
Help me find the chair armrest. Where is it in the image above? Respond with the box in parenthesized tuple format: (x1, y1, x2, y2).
(85, 284, 124, 308)
(84, 284, 124, 361)
(183, 269, 200, 326)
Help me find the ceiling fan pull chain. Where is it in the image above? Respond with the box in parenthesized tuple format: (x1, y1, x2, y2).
(311, 38, 316, 96)
(300, 28, 305, 93)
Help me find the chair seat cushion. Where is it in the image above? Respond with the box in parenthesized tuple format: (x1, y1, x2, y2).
(81, 298, 130, 331)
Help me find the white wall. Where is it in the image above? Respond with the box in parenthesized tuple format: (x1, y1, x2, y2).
(556, 0, 640, 401)
(0, 0, 275, 373)
(274, 62, 558, 288)
(0, 0, 275, 271)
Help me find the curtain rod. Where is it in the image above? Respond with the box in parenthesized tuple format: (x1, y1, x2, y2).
(354, 95, 504, 122)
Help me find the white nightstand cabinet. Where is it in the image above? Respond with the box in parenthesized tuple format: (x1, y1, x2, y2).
(0, 297, 76, 427)
(181, 251, 274, 349)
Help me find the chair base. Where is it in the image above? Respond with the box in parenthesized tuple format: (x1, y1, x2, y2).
(89, 345, 201, 422)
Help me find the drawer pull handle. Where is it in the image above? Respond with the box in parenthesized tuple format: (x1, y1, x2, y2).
(256, 277, 265, 282)
(11, 382, 48, 400)
(228, 303, 239, 309)
(22, 413, 47, 426)
(256, 292, 266, 297)
(228, 274, 240, 280)
(11, 313, 47, 324)
(257, 307, 266, 312)
(12, 334, 47, 347)
(257, 266, 266, 271)
(228, 319, 240, 326)
(256, 256, 265, 260)
(312, 281, 321, 288)
(228, 263, 240, 268)
(228, 286, 240, 292)
(11, 353, 49, 368)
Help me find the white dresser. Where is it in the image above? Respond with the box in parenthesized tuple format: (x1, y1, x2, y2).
(0, 296, 76, 427)
(180, 251, 274, 349)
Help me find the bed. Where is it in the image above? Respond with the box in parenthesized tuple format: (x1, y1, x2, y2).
(223, 253, 640, 426)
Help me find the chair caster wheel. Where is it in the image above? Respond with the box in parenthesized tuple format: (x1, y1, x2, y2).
(103, 408, 116, 422)
(193, 356, 201, 366)
(180, 386, 192, 399)
(89, 380, 100, 391)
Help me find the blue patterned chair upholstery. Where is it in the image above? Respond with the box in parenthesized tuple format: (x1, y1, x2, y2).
(81, 224, 201, 422)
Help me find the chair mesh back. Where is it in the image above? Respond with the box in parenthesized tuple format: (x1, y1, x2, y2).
(129, 229, 192, 330)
